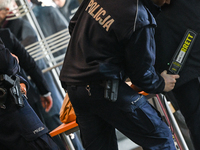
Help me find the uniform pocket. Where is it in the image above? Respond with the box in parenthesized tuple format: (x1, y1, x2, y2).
(116, 81, 141, 112)
(128, 100, 163, 134)
(16, 99, 48, 141)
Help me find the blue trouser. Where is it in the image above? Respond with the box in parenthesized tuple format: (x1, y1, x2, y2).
(173, 78, 200, 150)
(0, 96, 59, 150)
(67, 81, 176, 150)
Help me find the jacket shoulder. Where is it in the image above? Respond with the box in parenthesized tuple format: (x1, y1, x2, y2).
(94, 0, 156, 41)
(0, 28, 12, 36)
(0, 29, 14, 51)
(135, 0, 156, 30)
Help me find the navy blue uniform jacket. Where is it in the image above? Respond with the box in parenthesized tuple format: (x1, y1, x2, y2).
(0, 39, 19, 75)
(0, 29, 49, 104)
(60, 0, 165, 93)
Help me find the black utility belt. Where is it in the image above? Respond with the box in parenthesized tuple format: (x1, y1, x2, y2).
(66, 80, 104, 86)
(66, 79, 120, 102)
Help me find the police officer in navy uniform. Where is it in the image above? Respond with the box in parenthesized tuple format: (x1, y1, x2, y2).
(0, 28, 71, 150)
(155, 0, 200, 149)
(60, 0, 179, 149)
(0, 39, 59, 150)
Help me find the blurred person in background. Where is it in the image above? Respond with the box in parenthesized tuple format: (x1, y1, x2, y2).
(155, 0, 200, 149)
(53, 0, 80, 22)
(27, 0, 69, 61)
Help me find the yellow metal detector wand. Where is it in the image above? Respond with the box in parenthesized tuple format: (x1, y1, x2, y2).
(168, 29, 197, 74)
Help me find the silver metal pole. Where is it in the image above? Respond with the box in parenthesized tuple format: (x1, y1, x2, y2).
(60, 133, 75, 150)
(161, 94, 189, 150)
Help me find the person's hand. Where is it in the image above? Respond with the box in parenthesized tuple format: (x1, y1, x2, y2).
(11, 53, 19, 63)
(20, 83, 27, 95)
(40, 95, 53, 112)
(161, 70, 180, 92)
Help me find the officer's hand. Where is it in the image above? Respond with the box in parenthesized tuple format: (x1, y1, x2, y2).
(161, 70, 180, 92)
(20, 83, 27, 95)
(40, 95, 53, 112)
